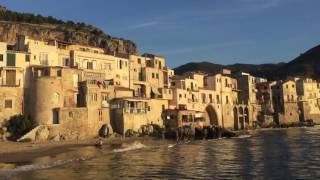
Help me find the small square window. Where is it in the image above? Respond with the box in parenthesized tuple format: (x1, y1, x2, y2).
(5, 100, 12, 108)
(69, 112, 74, 118)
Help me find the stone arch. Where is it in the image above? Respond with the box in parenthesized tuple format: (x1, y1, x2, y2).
(233, 107, 239, 130)
(205, 105, 219, 126)
(244, 107, 249, 124)
(239, 107, 244, 129)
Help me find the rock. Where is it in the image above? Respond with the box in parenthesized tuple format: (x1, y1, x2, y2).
(0, 22, 138, 55)
(35, 127, 50, 142)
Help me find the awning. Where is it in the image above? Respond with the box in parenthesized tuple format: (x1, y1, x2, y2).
(151, 87, 161, 96)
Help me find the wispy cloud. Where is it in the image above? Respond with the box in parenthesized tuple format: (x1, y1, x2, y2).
(129, 21, 160, 29)
(241, 0, 282, 9)
(161, 40, 254, 55)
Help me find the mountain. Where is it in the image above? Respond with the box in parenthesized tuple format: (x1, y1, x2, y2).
(0, 5, 137, 55)
(174, 44, 320, 81)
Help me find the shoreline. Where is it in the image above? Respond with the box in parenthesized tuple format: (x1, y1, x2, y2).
(0, 126, 318, 170)
(0, 136, 169, 166)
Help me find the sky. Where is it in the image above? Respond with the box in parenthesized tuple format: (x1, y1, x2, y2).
(1, 0, 320, 67)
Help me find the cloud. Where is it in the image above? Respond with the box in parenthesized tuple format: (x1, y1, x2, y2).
(161, 40, 254, 55)
(129, 21, 159, 29)
(241, 0, 281, 9)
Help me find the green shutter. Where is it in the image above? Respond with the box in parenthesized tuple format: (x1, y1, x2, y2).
(25, 54, 30, 62)
(7, 53, 16, 66)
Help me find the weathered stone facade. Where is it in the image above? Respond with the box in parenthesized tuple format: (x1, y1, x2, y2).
(0, 35, 319, 141)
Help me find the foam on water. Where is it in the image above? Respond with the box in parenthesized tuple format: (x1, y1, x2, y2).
(113, 142, 146, 153)
(233, 134, 252, 139)
(0, 156, 91, 178)
(168, 144, 176, 148)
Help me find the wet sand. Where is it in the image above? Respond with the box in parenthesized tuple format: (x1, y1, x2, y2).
(0, 136, 166, 166)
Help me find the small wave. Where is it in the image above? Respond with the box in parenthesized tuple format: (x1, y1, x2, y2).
(233, 134, 252, 139)
(113, 142, 146, 153)
(305, 131, 318, 134)
(0, 156, 90, 177)
(168, 144, 176, 148)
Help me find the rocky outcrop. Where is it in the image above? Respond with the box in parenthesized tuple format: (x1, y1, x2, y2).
(0, 21, 138, 55)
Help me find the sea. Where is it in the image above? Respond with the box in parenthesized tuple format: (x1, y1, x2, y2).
(1, 127, 320, 180)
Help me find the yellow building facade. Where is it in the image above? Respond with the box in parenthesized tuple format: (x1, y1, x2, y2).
(1, 35, 318, 141)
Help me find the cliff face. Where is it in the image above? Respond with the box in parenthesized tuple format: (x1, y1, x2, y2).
(0, 21, 138, 55)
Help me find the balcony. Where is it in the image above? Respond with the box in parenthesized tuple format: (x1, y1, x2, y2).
(0, 79, 21, 87)
(124, 108, 148, 114)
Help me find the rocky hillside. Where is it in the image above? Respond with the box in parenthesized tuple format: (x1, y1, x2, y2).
(0, 6, 137, 55)
(174, 44, 320, 81)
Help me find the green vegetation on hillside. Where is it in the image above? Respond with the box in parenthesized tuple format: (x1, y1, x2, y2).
(174, 44, 320, 81)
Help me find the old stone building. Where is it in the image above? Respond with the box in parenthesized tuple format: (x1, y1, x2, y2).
(235, 72, 262, 128)
(256, 81, 275, 126)
(296, 78, 320, 124)
(271, 80, 300, 125)
(0, 34, 318, 141)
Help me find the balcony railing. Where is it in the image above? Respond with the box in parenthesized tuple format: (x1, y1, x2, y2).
(0, 79, 21, 87)
(124, 108, 148, 114)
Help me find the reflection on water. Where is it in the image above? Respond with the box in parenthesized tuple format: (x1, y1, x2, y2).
(6, 127, 320, 179)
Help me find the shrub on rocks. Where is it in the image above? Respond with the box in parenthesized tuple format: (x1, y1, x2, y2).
(5, 115, 35, 141)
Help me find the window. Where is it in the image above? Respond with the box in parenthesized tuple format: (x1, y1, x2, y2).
(25, 54, 30, 62)
(99, 110, 103, 121)
(202, 93, 206, 103)
(156, 73, 159, 79)
(104, 63, 111, 70)
(40, 53, 48, 65)
(138, 58, 141, 64)
(92, 93, 98, 101)
(69, 112, 74, 118)
(152, 73, 155, 79)
(5, 100, 12, 108)
(119, 60, 123, 69)
(292, 84, 295, 88)
(125, 61, 128, 67)
(63, 58, 69, 66)
(0, 54, 3, 61)
(216, 95, 220, 103)
(226, 96, 229, 104)
(87, 62, 93, 69)
(7, 53, 16, 66)
(209, 94, 213, 103)
(57, 70, 62, 77)
(225, 79, 228, 87)
(182, 115, 188, 122)
(179, 94, 182, 99)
